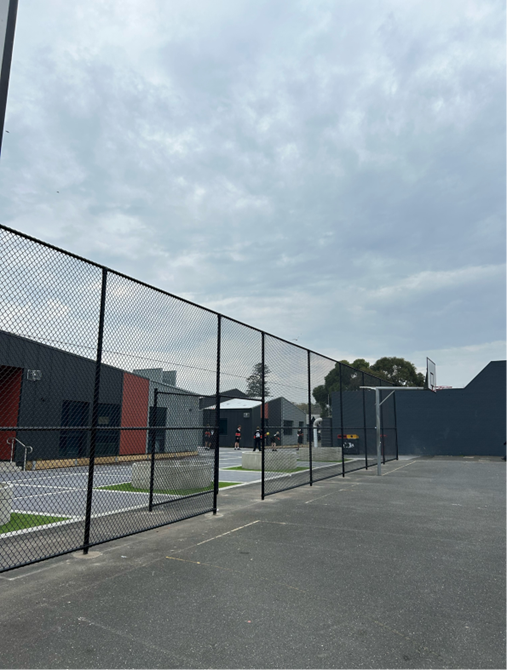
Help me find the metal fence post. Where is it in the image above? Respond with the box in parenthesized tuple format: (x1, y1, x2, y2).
(340, 363, 345, 478)
(308, 350, 313, 486)
(393, 391, 399, 460)
(148, 388, 158, 512)
(261, 332, 265, 500)
(381, 386, 386, 465)
(213, 315, 221, 514)
(362, 371, 368, 470)
(83, 267, 107, 554)
(375, 388, 382, 476)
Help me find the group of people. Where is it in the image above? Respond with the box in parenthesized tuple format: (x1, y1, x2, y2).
(206, 425, 305, 451)
(234, 425, 282, 452)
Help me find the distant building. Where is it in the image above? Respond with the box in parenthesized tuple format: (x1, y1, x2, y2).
(0, 330, 202, 464)
(203, 396, 307, 448)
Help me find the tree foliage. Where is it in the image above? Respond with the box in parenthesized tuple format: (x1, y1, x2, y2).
(246, 362, 271, 398)
(312, 356, 424, 415)
(370, 357, 424, 387)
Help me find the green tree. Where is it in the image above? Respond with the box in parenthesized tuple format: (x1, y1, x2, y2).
(246, 363, 271, 398)
(370, 357, 424, 387)
(312, 360, 365, 415)
(312, 356, 424, 414)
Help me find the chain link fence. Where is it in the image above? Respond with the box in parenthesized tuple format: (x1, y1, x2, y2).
(0, 225, 398, 573)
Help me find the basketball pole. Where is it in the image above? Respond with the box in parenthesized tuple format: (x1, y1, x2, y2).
(361, 386, 426, 475)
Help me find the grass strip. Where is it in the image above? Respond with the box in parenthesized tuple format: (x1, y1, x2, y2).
(299, 459, 348, 463)
(96, 481, 239, 495)
(224, 466, 310, 473)
(0, 512, 68, 534)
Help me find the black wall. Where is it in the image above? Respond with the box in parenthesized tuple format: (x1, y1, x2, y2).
(395, 361, 505, 456)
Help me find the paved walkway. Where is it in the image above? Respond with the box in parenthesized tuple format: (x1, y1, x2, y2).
(0, 457, 505, 669)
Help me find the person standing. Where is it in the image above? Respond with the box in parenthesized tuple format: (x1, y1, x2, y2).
(234, 425, 242, 450)
(271, 430, 278, 451)
(204, 425, 211, 450)
(253, 426, 262, 452)
(297, 427, 304, 447)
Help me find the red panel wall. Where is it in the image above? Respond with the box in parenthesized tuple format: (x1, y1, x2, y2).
(119, 372, 150, 455)
(0, 366, 22, 460)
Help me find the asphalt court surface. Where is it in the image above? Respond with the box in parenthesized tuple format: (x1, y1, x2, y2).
(0, 456, 504, 669)
(2, 448, 358, 523)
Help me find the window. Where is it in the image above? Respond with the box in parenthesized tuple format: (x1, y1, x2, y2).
(60, 400, 89, 458)
(299, 421, 304, 427)
(283, 420, 293, 436)
(96, 403, 121, 456)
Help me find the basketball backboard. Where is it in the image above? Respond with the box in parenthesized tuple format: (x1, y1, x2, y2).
(426, 357, 437, 392)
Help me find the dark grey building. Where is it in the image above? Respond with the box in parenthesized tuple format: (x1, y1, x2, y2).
(395, 361, 506, 457)
(329, 360, 506, 457)
(203, 397, 307, 448)
(132, 368, 202, 454)
(0, 330, 204, 464)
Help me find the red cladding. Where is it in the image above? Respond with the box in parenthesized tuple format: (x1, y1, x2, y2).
(0, 366, 22, 460)
(119, 372, 150, 455)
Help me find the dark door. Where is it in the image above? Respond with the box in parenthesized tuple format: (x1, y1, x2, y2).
(149, 406, 167, 453)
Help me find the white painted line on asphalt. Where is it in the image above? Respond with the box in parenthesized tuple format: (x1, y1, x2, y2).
(193, 520, 260, 547)
(0, 560, 72, 581)
(1, 514, 82, 539)
(13, 490, 83, 501)
(12, 483, 83, 491)
(381, 460, 418, 476)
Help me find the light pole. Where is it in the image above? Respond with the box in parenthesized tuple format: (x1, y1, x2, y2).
(0, 0, 18, 156)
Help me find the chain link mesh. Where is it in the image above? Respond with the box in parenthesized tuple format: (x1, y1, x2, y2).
(0, 225, 399, 573)
(309, 353, 343, 482)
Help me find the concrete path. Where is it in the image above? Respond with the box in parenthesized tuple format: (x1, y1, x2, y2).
(0, 457, 504, 669)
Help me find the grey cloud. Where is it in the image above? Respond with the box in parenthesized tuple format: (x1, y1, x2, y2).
(0, 0, 504, 387)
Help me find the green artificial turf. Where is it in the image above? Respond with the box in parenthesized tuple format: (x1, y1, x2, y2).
(0, 512, 68, 534)
(96, 481, 239, 495)
(224, 466, 310, 473)
(299, 459, 343, 463)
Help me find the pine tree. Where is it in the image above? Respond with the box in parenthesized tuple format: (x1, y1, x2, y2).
(246, 362, 271, 398)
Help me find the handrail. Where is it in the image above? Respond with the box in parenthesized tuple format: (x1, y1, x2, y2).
(6, 437, 33, 471)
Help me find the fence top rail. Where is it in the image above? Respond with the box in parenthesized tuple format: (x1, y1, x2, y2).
(1, 224, 325, 359)
(1, 224, 387, 383)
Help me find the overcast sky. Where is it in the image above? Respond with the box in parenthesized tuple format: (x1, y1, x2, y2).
(0, 0, 505, 388)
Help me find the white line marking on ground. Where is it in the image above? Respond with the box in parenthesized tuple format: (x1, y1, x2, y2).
(13, 483, 83, 491)
(1, 515, 81, 538)
(193, 520, 261, 547)
(12, 490, 82, 501)
(0, 561, 71, 581)
(382, 460, 418, 476)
